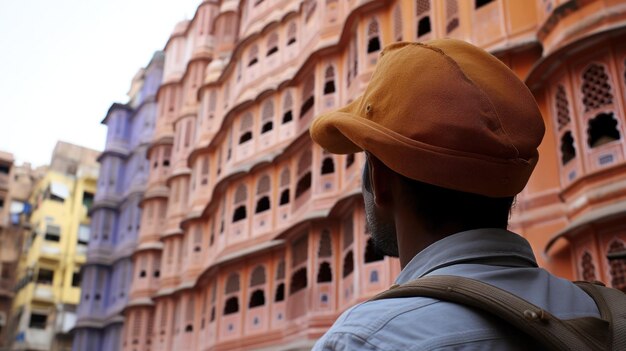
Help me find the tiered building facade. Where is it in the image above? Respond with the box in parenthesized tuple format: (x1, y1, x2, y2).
(71, 0, 626, 350)
(71, 53, 164, 351)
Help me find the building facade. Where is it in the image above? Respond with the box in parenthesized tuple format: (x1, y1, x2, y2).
(71, 53, 164, 351)
(10, 142, 99, 351)
(71, 0, 626, 350)
(0, 154, 42, 351)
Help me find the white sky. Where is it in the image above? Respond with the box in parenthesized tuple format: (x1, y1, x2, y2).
(0, 0, 200, 167)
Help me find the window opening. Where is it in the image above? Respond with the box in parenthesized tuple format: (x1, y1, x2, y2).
(587, 112, 620, 148)
(367, 19, 381, 53)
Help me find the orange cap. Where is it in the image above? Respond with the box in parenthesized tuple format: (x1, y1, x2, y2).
(310, 39, 545, 197)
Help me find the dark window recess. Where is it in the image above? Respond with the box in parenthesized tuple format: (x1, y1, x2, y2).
(282, 110, 293, 124)
(324, 81, 336, 95)
(417, 16, 431, 37)
(249, 289, 265, 308)
(239, 131, 253, 144)
(560, 132, 576, 165)
(367, 37, 381, 53)
(475, 0, 494, 9)
(343, 251, 354, 278)
(321, 158, 335, 175)
(29, 313, 48, 329)
(274, 283, 285, 302)
(210, 306, 216, 322)
(36, 269, 54, 285)
(163, 160, 170, 167)
(232, 206, 247, 222)
(279, 189, 290, 205)
(185, 324, 193, 333)
(446, 18, 459, 34)
(300, 97, 315, 118)
(153, 270, 160, 278)
(255, 196, 270, 213)
(289, 267, 307, 294)
(71, 272, 81, 287)
(346, 154, 355, 168)
(139, 270, 147, 278)
(248, 58, 258, 66)
(267, 47, 278, 56)
(295, 173, 312, 199)
(364, 238, 385, 263)
(0, 199, 4, 209)
(587, 113, 620, 148)
(287, 37, 296, 46)
(82, 192, 94, 209)
(0, 164, 10, 174)
(261, 121, 273, 134)
(224, 296, 239, 315)
(317, 262, 332, 283)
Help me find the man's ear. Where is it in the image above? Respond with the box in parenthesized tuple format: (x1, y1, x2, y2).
(366, 154, 393, 208)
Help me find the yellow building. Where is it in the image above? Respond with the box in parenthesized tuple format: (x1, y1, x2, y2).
(10, 142, 98, 351)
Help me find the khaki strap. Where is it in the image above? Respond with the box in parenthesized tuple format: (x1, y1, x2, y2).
(575, 281, 626, 350)
(370, 275, 608, 350)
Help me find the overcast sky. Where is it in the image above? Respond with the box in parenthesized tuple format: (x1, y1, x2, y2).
(0, 0, 200, 167)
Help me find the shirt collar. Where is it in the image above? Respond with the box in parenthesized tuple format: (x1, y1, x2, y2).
(395, 228, 538, 285)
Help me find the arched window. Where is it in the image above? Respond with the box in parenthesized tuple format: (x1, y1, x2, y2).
(267, 32, 279, 56)
(275, 283, 285, 302)
(261, 101, 274, 134)
(324, 66, 336, 95)
(582, 63, 614, 112)
(445, 0, 459, 34)
(282, 92, 293, 124)
(248, 45, 259, 66)
(300, 74, 315, 118)
(295, 151, 312, 199)
(581, 251, 597, 282)
(290, 267, 307, 294)
(318, 230, 332, 258)
(185, 298, 195, 332)
(208, 91, 217, 121)
(239, 113, 253, 144)
(317, 262, 332, 283)
(608, 240, 626, 292)
(193, 225, 203, 252)
(200, 155, 209, 186)
(279, 167, 291, 205)
(393, 5, 403, 41)
(321, 156, 335, 175)
(255, 175, 271, 213)
(367, 19, 381, 53)
(587, 112, 620, 148)
(342, 251, 354, 278)
(290, 235, 308, 294)
(249, 266, 266, 308)
(556, 85, 571, 131)
(561, 132, 576, 165)
(275, 259, 285, 302)
(232, 184, 247, 222)
(475, 0, 494, 9)
(346, 153, 355, 168)
(287, 22, 297, 45)
(224, 273, 240, 315)
(364, 237, 385, 263)
(416, 0, 431, 38)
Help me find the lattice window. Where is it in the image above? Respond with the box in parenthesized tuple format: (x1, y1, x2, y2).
(225, 273, 240, 294)
(446, 0, 459, 34)
(367, 19, 381, 53)
(581, 251, 597, 282)
(416, 0, 431, 37)
(261, 100, 274, 133)
(556, 85, 571, 130)
(291, 234, 309, 268)
(279, 167, 291, 205)
(318, 230, 332, 258)
(255, 175, 271, 213)
(608, 240, 626, 292)
(295, 151, 312, 199)
(282, 91, 293, 124)
(251, 266, 266, 286)
(233, 184, 248, 222)
(267, 32, 279, 56)
(393, 5, 403, 41)
(324, 65, 336, 95)
(248, 45, 259, 66)
(132, 311, 142, 344)
(239, 113, 254, 144)
(300, 74, 315, 118)
(582, 63, 614, 112)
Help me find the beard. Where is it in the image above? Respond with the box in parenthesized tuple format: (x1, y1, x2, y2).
(363, 181, 400, 257)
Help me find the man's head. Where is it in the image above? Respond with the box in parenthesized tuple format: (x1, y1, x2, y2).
(309, 39, 544, 262)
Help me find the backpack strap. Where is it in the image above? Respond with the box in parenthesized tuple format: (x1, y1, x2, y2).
(575, 281, 626, 350)
(370, 275, 608, 351)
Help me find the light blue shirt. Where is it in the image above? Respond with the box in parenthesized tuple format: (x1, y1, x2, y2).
(312, 229, 600, 350)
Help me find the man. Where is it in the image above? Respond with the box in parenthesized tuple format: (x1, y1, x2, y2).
(309, 40, 600, 350)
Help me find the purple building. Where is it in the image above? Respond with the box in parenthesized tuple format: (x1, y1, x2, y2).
(72, 52, 164, 351)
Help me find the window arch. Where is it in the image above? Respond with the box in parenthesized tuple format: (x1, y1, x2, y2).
(208, 91, 217, 121)
(581, 251, 597, 282)
(587, 112, 620, 148)
(282, 91, 293, 124)
(261, 100, 274, 134)
(582, 63, 614, 112)
(445, 0, 459, 34)
(608, 240, 626, 291)
(317, 230, 333, 283)
(279, 167, 291, 205)
(248, 45, 259, 66)
(561, 132, 576, 165)
(367, 19, 381, 53)
(321, 154, 335, 175)
(249, 265, 266, 308)
(232, 184, 248, 222)
(287, 22, 297, 45)
(239, 113, 254, 144)
(416, 0, 431, 38)
(224, 273, 240, 314)
(290, 235, 308, 294)
(193, 225, 203, 252)
(275, 259, 285, 302)
(318, 230, 332, 258)
(393, 5, 403, 41)
(324, 65, 336, 95)
(342, 251, 354, 278)
(295, 151, 312, 199)
(255, 175, 271, 213)
(300, 74, 315, 118)
(317, 262, 332, 283)
(290, 267, 307, 294)
(267, 32, 279, 56)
